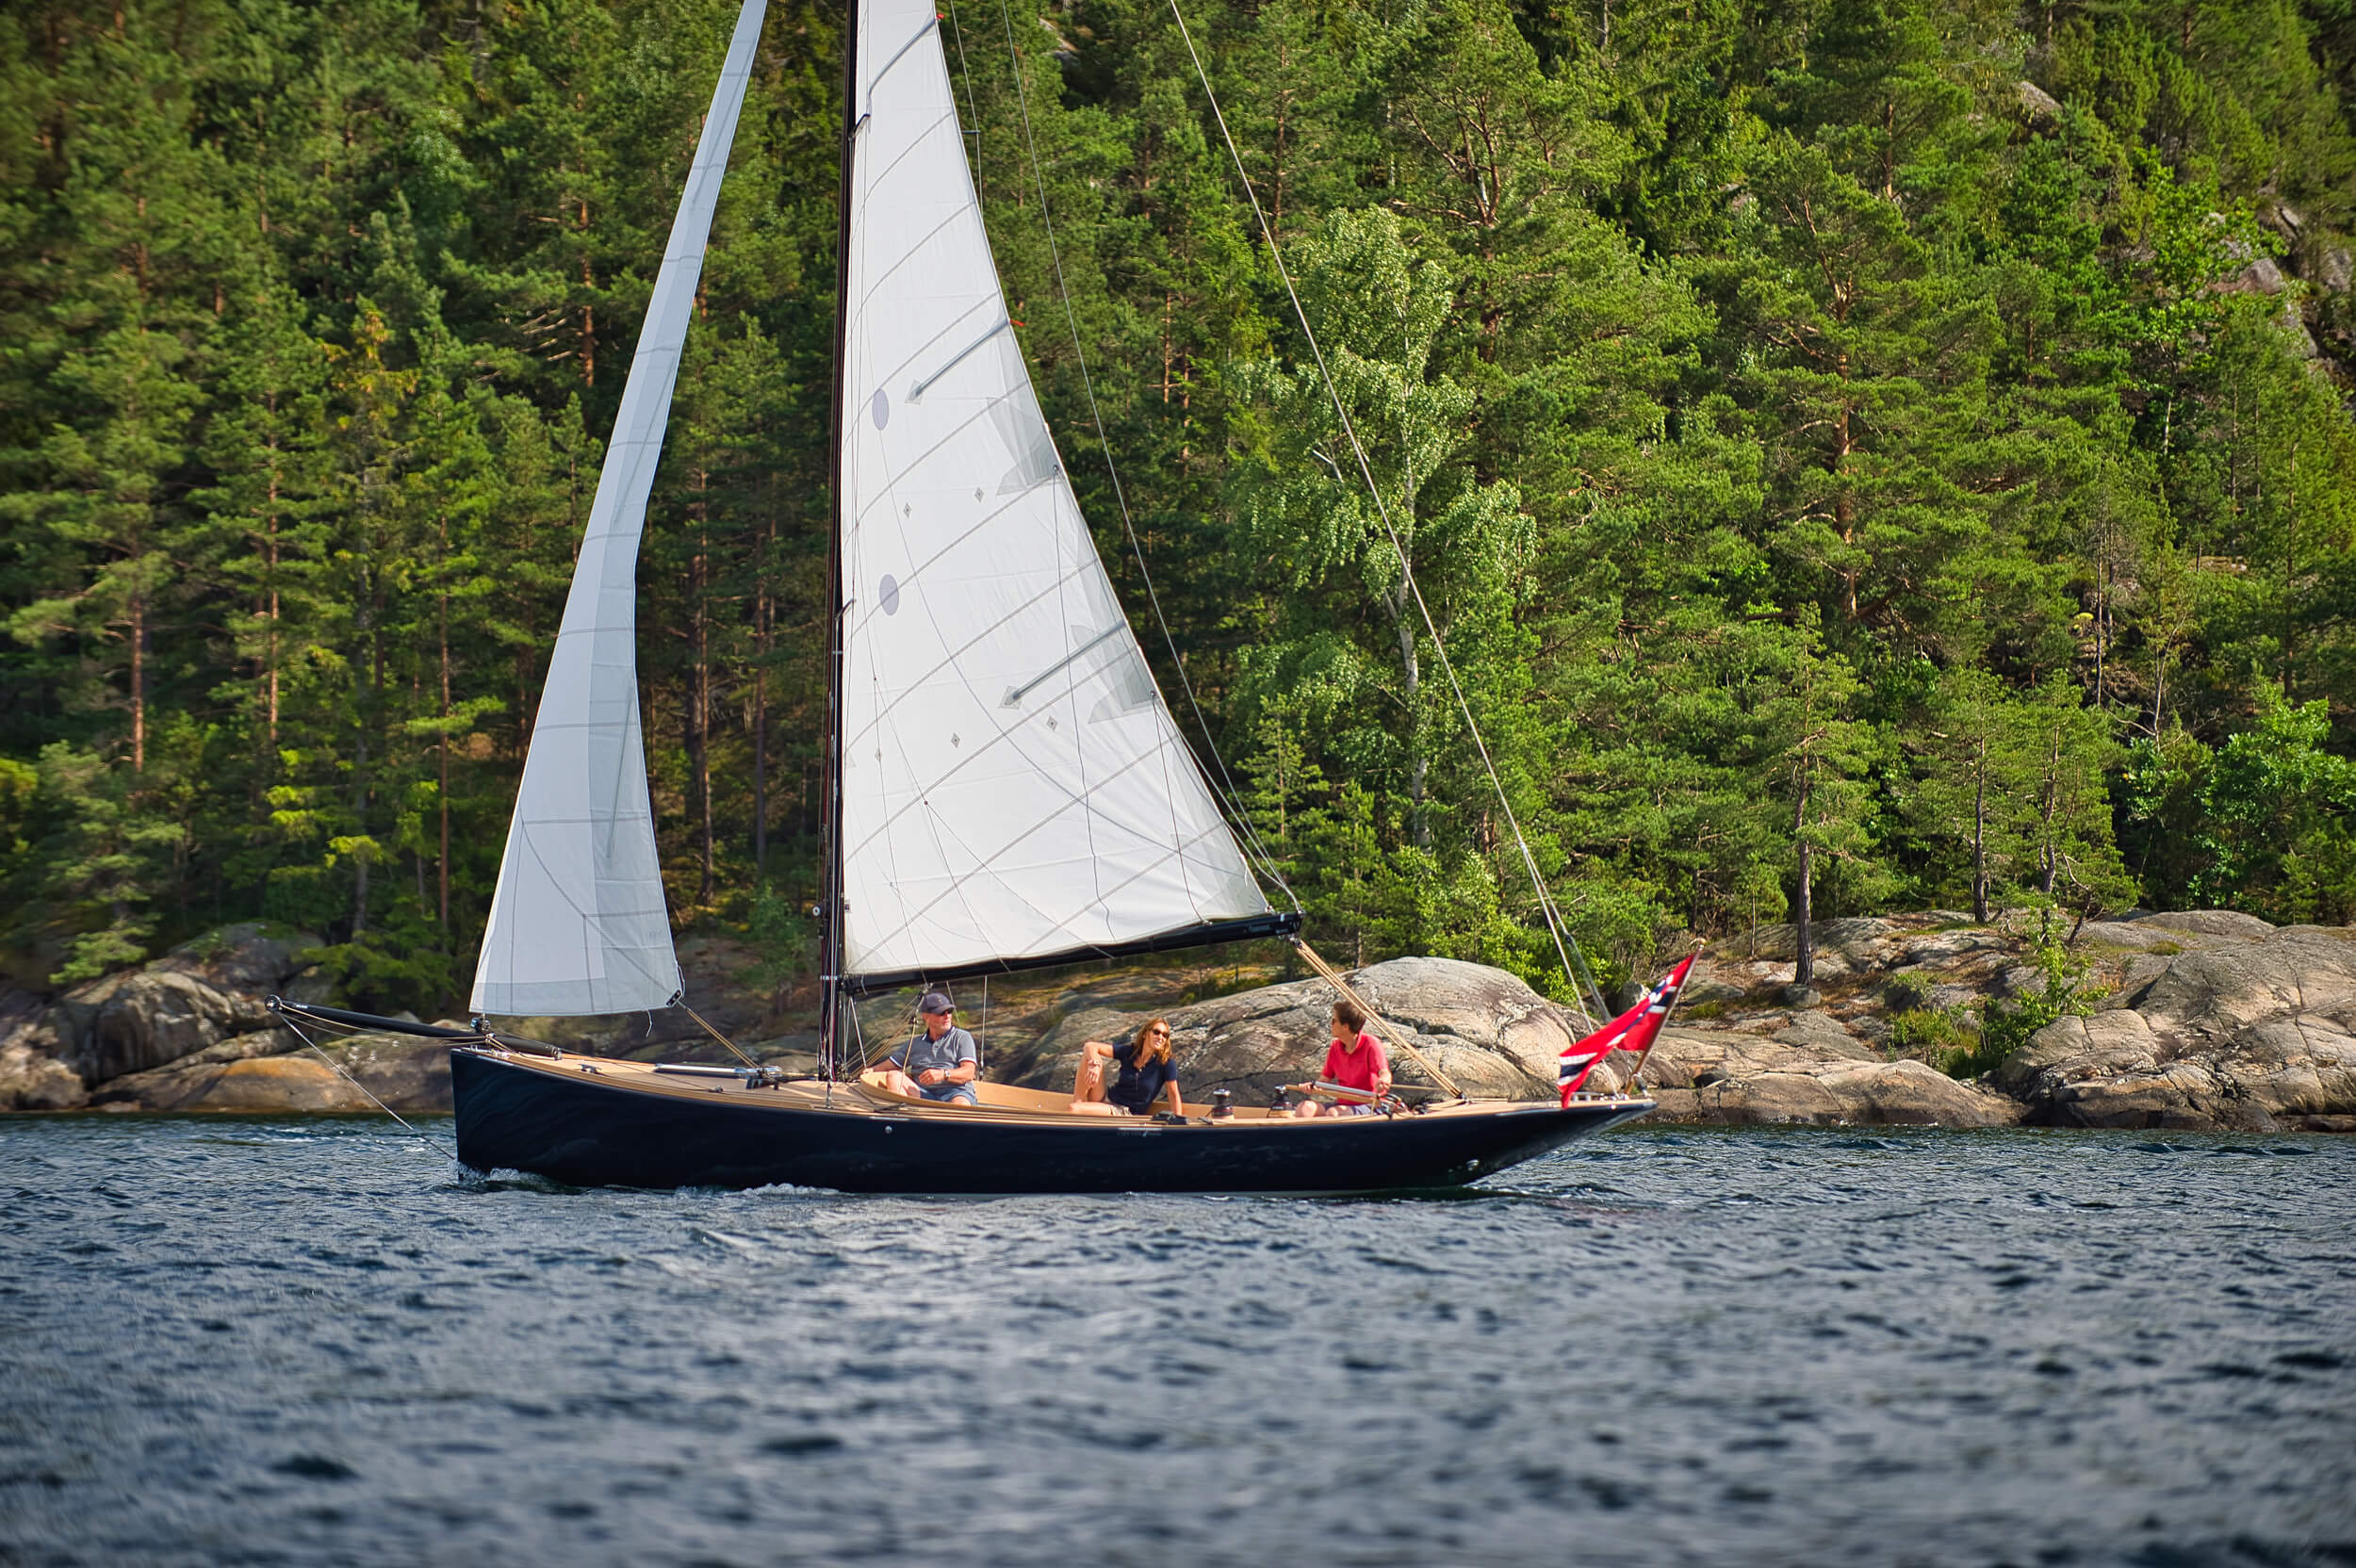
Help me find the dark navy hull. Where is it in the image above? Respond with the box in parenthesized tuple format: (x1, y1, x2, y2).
(450, 1049, 1651, 1193)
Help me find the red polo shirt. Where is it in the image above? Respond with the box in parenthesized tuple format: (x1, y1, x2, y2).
(1321, 1032, 1388, 1096)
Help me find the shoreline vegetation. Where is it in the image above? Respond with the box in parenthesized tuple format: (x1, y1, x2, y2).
(7, 2, 2356, 1039)
(4, 911, 2349, 1134)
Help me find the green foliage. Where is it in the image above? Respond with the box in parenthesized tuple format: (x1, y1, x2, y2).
(1890, 1004, 1987, 1076)
(2191, 679, 2356, 923)
(1976, 923, 2107, 1071)
(4, 0, 2356, 1018)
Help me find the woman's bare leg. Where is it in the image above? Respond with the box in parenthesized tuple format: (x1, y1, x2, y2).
(1068, 1053, 1119, 1114)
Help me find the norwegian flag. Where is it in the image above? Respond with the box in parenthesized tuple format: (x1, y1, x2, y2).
(1559, 950, 1699, 1104)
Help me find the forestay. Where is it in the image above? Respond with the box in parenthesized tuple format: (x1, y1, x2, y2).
(837, 0, 1268, 985)
(472, 0, 767, 1017)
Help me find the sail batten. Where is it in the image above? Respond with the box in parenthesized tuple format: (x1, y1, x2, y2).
(836, 0, 1270, 986)
(471, 0, 767, 1018)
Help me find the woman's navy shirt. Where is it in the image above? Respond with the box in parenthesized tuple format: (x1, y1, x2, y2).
(1107, 1039, 1178, 1111)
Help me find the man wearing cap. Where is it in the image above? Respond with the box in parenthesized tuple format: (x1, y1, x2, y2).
(875, 990, 980, 1105)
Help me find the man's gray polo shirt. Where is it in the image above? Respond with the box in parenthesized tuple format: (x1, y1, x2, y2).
(886, 1025, 979, 1103)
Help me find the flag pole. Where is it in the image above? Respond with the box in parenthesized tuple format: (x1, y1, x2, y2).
(1619, 941, 1703, 1098)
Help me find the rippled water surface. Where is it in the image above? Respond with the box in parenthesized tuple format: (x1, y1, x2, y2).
(3, 1119, 2353, 1567)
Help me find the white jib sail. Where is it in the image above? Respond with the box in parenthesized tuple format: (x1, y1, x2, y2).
(838, 0, 1269, 982)
(472, 0, 767, 1017)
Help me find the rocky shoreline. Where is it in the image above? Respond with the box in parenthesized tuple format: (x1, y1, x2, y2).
(5, 911, 2352, 1135)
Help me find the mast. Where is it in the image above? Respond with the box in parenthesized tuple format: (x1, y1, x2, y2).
(819, 0, 860, 1079)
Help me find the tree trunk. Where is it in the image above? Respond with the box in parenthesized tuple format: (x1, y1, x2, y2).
(438, 522, 451, 928)
(2037, 726, 2061, 896)
(129, 588, 146, 776)
(1971, 734, 1989, 923)
(352, 735, 369, 937)
(1397, 589, 1427, 847)
(1833, 383, 1857, 620)
(1793, 840, 1815, 988)
(1792, 768, 1814, 988)
(578, 198, 596, 387)
(264, 425, 282, 765)
(753, 589, 769, 881)
(690, 494, 714, 905)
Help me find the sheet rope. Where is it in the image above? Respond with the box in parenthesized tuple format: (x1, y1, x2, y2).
(1293, 937, 1463, 1100)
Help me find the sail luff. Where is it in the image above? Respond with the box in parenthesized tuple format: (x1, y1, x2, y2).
(832, 0, 1270, 987)
(471, 0, 768, 1018)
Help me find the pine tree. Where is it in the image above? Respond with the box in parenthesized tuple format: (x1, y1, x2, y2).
(1749, 617, 1882, 988)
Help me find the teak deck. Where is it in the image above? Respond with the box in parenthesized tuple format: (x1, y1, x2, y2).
(494, 1049, 1607, 1125)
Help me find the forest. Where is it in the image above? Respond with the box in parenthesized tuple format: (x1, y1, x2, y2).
(4, 0, 2356, 1015)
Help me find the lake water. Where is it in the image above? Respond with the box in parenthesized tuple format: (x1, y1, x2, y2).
(2, 1118, 2351, 1567)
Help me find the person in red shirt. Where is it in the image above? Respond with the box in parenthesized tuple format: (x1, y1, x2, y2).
(1289, 997, 1391, 1118)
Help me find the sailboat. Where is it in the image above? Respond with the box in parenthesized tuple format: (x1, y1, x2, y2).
(271, 0, 1656, 1192)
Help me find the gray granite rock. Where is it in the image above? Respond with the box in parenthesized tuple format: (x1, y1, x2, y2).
(1774, 1010, 1877, 1061)
(2134, 926, 2356, 1033)
(90, 1054, 376, 1113)
(0, 997, 86, 1111)
(1730, 918, 1901, 963)
(1006, 956, 1572, 1103)
(1997, 928, 2356, 1131)
(2078, 921, 2193, 953)
(2130, 909, 2275, 940)
(1639, 1025, 2017, 1126)
(2015, 79, 2063, 129)
(47, 970, 277, 1085)
(150, 922, 319, 997)
(89, 1033, 454, 1113)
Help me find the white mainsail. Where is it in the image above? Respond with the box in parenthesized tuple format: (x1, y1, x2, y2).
(836, 0, 1270, 984)
(472, 0, 767, 1017)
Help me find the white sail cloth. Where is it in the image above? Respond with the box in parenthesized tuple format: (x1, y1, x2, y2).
(837, 0, 1268, 981)
(471, 0, 767, 1016)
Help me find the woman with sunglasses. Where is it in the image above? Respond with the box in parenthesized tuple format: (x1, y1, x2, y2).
(1068, 1018, 1184, 1117)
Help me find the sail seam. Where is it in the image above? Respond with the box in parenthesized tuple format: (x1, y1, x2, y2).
(840, 554, 1096, 753)
(846, 738, 1233, 964)
(847, 710, 1191, 874)
(860, 103, 957, 192)
(852, 805, 1245, 970)
(855, 153, 970, 302)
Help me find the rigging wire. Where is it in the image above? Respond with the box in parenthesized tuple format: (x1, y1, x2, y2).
(672, 992, 767, 1072)
(1163, 0, 1607, 1026)
(978, 0, 1301, 914)
(277, 1012, 461, 1164)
